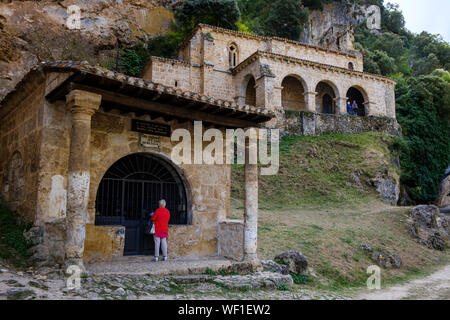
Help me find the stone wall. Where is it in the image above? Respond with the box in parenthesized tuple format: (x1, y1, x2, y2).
(83, 224, 125, 264)
(0, 72, 45, 223)
(218, 220, 244, 261)
(85, 112, 231, 261)
(179, 25, 363, 72)
(143, 57, 191, 91)
(279, 111, 401, 137)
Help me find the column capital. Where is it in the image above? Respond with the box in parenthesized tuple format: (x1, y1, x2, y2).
(66, 90, 102, 116)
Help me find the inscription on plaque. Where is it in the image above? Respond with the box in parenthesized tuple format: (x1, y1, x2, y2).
(139, 134, 161, 150)
(131, 119, 171, 137)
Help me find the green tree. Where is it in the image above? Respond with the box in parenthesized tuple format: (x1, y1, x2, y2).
(175, 0, 241, 32)
(381, 3, 406, 35)
(261, 0, 309, 40)
(396, 76, 450, 203)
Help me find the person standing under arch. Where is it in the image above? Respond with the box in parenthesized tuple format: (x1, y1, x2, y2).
(347, 101, 352, 115)
(352, 100, 358, 115)
(151, 199, 170, 262)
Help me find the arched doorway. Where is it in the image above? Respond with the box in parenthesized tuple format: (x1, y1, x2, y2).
(281, 76, 305, 111)
(322, 94, 333, 114)
(315, 81, 337, 114)
(245, 76, 256, 106)
(95, 153, 189, 256)
(346, 87, 366, 116)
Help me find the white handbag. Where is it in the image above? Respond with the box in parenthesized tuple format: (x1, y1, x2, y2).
(150, 223, 155, 235)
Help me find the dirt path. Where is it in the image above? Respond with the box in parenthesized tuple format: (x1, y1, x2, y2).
(357, 264, 450, 300)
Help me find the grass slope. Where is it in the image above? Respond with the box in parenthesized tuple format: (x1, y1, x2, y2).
(231, 132, 448, 291)
(232, 132, 400, 210)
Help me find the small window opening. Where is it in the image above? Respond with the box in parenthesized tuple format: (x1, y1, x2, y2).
(228, 44, 238, 68)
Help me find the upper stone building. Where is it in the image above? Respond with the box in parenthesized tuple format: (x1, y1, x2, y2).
(142, 24, 397, 124)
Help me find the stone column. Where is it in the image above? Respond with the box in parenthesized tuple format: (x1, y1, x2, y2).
(364, 101, 375, 116)
(244, 132, 258, 262)
(335, 97, 349, 115)
(65, 90, 102, 269)
(304, 91, 317, 113)
(255, 76, 275, 111)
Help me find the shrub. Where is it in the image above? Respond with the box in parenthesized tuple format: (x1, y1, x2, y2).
(0, 200, 32, 266)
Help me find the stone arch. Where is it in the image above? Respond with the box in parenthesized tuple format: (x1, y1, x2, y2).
(90, 150, 193, 226)
(238, 74, 257, 106)
(346, 86, 369, 116)
(281, 75, 307, 111)
(315, 80, 339, 114)
(245, 76, 256, 106)
(6, 151, 24, 208)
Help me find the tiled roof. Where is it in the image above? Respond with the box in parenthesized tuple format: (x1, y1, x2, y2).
(34, 61, 276, 119)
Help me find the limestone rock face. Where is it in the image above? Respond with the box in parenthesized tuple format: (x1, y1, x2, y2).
(437, 167, 450, 208)
(370, 250, 402, 268)
(274, 250, 308, 275)
(301, 2, 369, 52)
(409, 205, 450, 251)
(0, 0, 177, 101)
(371, 174, 400, 205)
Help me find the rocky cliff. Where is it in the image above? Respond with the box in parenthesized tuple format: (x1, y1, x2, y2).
(0, 0, 179, 100)
(300, 1, 370, 52)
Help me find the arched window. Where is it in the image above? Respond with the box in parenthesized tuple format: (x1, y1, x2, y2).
(348, 62, 354, 70)
(228, 43, 238, 68)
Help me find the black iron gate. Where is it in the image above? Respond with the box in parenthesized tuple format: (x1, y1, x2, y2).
(95, 153, 188, 256)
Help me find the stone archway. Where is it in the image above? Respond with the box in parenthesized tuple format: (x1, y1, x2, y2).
(315, 81, 337, 114)
(347, 87, 368, 116)
(322, 94, 333, 114)
(94, 152, 190, 256)
(281, 76, 306, 111)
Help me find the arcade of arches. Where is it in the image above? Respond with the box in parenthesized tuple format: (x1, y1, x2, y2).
(243, 75, 370, 117)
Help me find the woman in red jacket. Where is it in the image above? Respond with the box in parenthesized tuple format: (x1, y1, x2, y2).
(151, 199, 170, 261)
